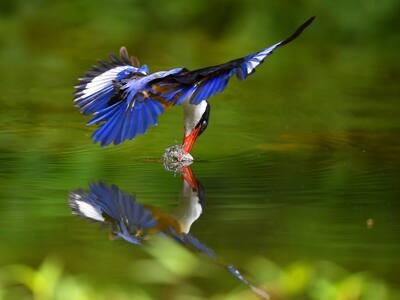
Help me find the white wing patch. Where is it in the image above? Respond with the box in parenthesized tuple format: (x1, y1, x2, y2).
(78, 66, 132, 99)
(246, 60, 259, 74)
(71, 196, 104, 222)
(244, 43, 281, 75)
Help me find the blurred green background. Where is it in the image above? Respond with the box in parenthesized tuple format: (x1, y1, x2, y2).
(0, 0, 400, 299)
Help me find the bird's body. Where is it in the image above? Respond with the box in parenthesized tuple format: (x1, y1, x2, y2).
(74, 17, 314, 157)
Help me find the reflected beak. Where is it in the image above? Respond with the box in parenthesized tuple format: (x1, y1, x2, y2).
(182, 127, 201, 153)
(181, 166, 198, 190)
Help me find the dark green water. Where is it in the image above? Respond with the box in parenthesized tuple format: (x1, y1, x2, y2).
(1, 1, 400, 299)
(1, 77, 399, 298)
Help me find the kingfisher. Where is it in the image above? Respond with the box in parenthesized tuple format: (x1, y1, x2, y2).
(74, 17, 314, 158)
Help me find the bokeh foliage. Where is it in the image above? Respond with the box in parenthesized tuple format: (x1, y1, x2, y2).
(1, 237, 399, 299)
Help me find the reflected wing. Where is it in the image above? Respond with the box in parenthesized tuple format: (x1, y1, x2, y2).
(149, 17, 315, 106)
(69, 182, 157, 244)
(226, 265, 270, 299)
(166, 227, 216, 258)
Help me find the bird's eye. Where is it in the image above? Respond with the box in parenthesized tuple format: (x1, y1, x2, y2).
(197, 103, 211, 137)
(198, 120, 209, 136)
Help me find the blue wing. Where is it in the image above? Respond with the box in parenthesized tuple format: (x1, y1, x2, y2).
(74, 47, 164, 146)
(148, 17, 315, 105)
(69, 182, 157, 244)
(89, 95, 165, 146)
(74, 47, 144, 115)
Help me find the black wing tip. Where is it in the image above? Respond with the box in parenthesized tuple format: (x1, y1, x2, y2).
(305, 16, 316, 26)
(280, 16, 316, 46)
(298, 16, 316, 32)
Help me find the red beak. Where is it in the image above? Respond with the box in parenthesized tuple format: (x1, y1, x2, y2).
(182, 127, 201, 153)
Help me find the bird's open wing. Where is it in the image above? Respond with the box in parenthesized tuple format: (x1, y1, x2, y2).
(148, 16, 315, 106)
(74, 47, 141, 115)
(74, 47, 165, 146)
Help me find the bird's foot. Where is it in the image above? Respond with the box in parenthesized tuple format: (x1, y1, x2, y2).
(163, 145, 193, 172)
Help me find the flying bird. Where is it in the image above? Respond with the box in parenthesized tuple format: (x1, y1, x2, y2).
(74, 17, 314, 157)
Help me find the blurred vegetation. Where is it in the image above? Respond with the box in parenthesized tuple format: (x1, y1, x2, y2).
(0, 237, 399, 300)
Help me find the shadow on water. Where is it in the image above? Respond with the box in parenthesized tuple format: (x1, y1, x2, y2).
(68, 164, 269, 299)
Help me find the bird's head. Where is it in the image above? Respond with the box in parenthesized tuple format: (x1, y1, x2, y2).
(182, 101, 210, 153)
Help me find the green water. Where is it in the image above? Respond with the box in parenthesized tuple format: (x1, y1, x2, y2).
(1, 1, 400, 299)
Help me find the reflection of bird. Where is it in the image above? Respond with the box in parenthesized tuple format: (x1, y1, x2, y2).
(74, 17, 314, 156)
(68, 167, 269, 299)
(173, 165, 205, 233)
(68, 166, 209, 249)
